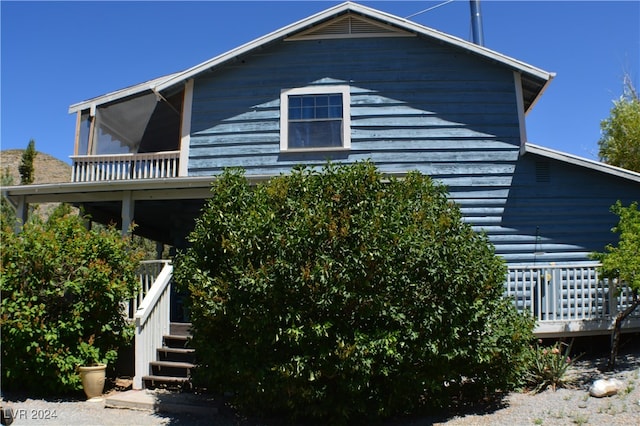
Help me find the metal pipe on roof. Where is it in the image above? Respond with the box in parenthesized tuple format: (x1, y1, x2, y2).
(469, 0, 485, 46)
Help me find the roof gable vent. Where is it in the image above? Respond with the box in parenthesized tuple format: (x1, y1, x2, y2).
(535, 161, 551, 183)
(286, 13, 414, 41)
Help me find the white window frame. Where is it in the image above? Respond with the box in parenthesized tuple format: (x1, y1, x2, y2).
(280, 85, 351, 152)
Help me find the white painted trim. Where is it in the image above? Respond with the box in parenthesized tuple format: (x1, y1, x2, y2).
(513, 72, 528, 154)
(280, 85, 351, 152)
(179, 79, 194, 177)
(285, 13, 415, 41)
(534, 318, 640, 338)
(73, 112, 82, 156)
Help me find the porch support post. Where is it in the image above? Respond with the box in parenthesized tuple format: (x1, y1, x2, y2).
(14, 195, 28, 233)
(178, 79, 194, 177)
(121, 191, 134, 236)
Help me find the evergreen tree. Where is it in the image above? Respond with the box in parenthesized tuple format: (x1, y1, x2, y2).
(18, 139, 37, 184)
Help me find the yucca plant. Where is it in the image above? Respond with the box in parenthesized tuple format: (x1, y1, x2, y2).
(526, 340, 581, 393)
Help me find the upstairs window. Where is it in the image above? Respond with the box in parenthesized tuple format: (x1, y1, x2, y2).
(280, 85, 351, 151)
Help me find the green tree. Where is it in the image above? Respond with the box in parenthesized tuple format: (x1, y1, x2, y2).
(174, 162, 534, 422)
(18, 139, 37, 184)
(598, 77, 640, 172)
(592, 201, 640, 369)
(1, 207, 142, 394)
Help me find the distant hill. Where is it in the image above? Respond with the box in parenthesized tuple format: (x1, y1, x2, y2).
(1, 150, 73, 220)
(1, 149, 72, 185)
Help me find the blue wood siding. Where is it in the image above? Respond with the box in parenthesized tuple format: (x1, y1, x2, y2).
(187, 35, 638, 265)
(189, 36, 521, 177)
(494, 154, 640, 264)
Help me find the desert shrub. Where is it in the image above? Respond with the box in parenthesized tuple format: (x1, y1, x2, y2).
(1, 207, 141, 394)
(525, 340, 581, 392)
(174, 162, 534, 422)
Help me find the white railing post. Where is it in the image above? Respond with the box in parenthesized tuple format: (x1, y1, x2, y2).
(71, 151, 180, 183)
(133, 262, 173, 390)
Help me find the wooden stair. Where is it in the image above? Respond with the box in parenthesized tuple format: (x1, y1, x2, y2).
(143, 323, 195, 389)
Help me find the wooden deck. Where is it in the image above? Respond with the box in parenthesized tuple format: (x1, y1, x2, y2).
(506, 263, 640, 337)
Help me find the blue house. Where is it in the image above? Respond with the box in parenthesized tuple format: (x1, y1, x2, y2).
(4, 2, 639, 388)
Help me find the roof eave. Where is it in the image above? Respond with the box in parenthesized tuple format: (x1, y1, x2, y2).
(525, 142, 640, 183)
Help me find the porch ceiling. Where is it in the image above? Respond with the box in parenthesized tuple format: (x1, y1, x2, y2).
(81, 199, 206, 247)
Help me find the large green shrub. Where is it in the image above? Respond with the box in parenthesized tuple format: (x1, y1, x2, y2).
(174, 162, 534, 421)
(1, 207, 141, 394)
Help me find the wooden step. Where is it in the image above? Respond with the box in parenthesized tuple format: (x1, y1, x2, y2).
(170, 322, 192, 336)
(142, 374, 191, 389)
(150, 361, 196, 368)
(150, 360, 195, 378)
(157, 347, 196, 363)
(163, 334, 190, 349)
(150, 360, 195, 369)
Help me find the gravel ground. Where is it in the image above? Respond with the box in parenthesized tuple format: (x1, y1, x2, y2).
(3, 337, 639, 426)
(429, 341, 640, 426)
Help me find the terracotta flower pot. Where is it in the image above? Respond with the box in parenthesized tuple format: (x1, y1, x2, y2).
(78, 363, 106, 400)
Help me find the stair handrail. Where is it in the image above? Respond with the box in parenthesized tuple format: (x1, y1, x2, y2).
(134, 262, 173, 327)
(133, 261, 173, 389)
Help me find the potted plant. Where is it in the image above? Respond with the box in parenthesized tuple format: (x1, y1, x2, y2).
(76, 337, 109, 400)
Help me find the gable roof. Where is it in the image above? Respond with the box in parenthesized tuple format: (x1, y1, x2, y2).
(69, 1, 553, 114)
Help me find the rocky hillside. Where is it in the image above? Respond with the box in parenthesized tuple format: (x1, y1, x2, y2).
(1, 149, 72, 185)
(1, 149, 73, 220)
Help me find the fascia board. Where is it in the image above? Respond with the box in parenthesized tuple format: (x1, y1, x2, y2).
(525, 142, 640, 183)
(360, 5, 552, 82)
(156, 2, 553, 92)
(2, 175, 272, 203)
(68, 2, 553, 113)
(155, 2, 355, 92)
(68, 72, 181, 114)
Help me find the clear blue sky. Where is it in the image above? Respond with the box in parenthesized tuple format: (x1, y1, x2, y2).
(2, 1, 638, 164)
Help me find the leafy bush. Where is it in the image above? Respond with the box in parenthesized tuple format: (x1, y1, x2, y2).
(174, 162, 534, 422)
(1, 207, 141, 394)
(525, 340, 581, 393)
(592, 201, 640, 368)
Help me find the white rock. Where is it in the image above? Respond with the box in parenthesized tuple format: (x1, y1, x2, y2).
(589, 378, 625, 398)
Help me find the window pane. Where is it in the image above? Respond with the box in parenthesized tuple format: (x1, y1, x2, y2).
(316, 106, 329, 119)
(93, 92, 156, 155)
(289, 120, 342, 149)
(286, 92, 345, 149)
(302, 96, 315, 107)
(289, 106, 302, 120)
(316, 95, 329, 107)
(302, 106, 315, 119)
(329, 94, 342, 106)
(289, 96, 302, 108)
(329, 105, 343, 118)
(78, 112, 91, 155)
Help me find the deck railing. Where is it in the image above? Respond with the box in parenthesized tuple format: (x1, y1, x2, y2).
(505, 263, 639, 335)
(126, 260, 171, 317)
(71, 151, 180, 182)
(132, 261, 173, 390)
